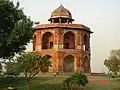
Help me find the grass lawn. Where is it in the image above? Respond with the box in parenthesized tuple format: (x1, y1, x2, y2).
(0, 76, 120, 90)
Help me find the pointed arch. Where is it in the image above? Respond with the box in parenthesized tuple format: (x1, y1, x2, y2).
(42, 32, 54, 49)
(63, 31, 75, 49)
(83, 35, 89, 51)
(83, 56, 90, 73)
(42, 55, 53, 72)
(63, 55, 74, 72)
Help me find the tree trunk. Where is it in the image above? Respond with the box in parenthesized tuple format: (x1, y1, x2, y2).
(27, 80, 31, 90)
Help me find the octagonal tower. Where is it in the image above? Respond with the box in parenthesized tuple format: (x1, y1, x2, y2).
(33, 5, 93, 74)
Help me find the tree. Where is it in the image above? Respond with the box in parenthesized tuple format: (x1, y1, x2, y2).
(104, 49, 120, 76)
(63, 72, 88, 90)
(0, 62, 2, 75)
(15, 51, 51, 90)
(0, 0, 33, 59)
(4, 60, 20, 77)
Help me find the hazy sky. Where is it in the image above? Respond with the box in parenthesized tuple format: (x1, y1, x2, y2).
(12, 0, 120, 73)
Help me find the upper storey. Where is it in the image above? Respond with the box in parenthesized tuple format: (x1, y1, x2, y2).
(34, 5, 93, 34)
(48, 4, 74, 23)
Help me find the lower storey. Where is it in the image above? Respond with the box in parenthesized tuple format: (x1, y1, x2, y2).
(39, 54, 91, 73)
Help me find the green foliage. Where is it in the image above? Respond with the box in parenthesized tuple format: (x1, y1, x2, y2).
(104, 49, 120, 76)
(0, 0, 33, 59)
(0, 62, 2, 75)
(14, 51, 51, 90)
(63, 72, 88, 90)
(1, 76, 120, 90)
(4, 61, 20, 77)
(41, 56, 52, 73)
(0, 77, 27, 89)
(15, 51, 51, 77)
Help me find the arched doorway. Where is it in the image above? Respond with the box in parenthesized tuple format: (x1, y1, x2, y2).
(83, 35, 89, 51)
(42, 32, 54, 49)
(63, 55, 74, 72)
(63, 31, 75, 49)
(83, 57, 90, 73)
(41, 55, 53, 72)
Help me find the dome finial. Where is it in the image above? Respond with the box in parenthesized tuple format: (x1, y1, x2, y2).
(60, 4, 62, 6)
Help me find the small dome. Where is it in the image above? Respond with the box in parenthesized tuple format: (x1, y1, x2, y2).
(49, 4, 74, 21)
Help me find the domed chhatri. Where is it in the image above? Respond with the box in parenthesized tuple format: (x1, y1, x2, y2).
(48, 4, 74, 22)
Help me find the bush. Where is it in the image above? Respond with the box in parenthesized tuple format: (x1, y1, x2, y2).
(62, 72, 88, 90)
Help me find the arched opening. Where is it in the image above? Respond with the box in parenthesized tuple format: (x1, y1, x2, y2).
(41, 55, 53, 72)
(50, 18, 72, 24)
(42, 32, 54, 49)
(61, 18, 68, 23)
(33, 35, 36, 51)
(83, 35, 89, 51)
(63, 55, 74, 72)
(83, 57, 90, 73)
(63, 31, 75, 49)
(54, 18, 59, 23)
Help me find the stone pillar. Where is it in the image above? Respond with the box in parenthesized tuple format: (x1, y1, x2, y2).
(36, 31, 41, 51)
(76, 57, 80, 72)
(51, 19, 54, 23)
(57, 30, 64, 50)
(59, 18, 61, 23)
(77, 31, 82, 50)
(75, 31, 77, 49)
(74, 58, 77, 72)
(52, 56, 58, 72)
(80, 33, 84, 51)
(54, 29, 59, 50)
(76, 54, 83, 72)
(49, 58, 53, 72)
(89, 56, 91, 73)
(67, 19, 69, 23)
(58, 54, 63, 72)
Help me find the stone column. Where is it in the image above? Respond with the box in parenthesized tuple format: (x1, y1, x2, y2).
(88, 35, 90, 51)
(58, 30, 64, 50)
(59, 18, 61, 23)
(54, 29, 59, 50)
(49, 58, 53, 72)
(89, 57, 91, 73)
(76, 31, 82, 51)
(76, 57, 80, 72)
(74, 58, 77, 72)
(58, 53, 64, 72)
(76, 54, 83, 72)
(52, 19, 54, 23)
(80, 33, 84, 51)
(67, 19, 69, 23)
(36, 31, 41, 51)
(75, 31, 77, 49)
(52, 56, 58, 72)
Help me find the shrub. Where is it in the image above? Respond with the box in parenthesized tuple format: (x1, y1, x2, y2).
(62, 72, 88, 90)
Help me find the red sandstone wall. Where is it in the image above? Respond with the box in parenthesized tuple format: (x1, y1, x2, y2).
(33, 27, 91, 73)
